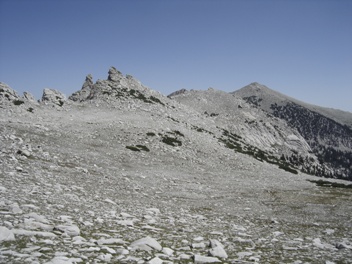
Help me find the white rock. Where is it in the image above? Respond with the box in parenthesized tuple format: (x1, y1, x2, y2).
(273, 231, 284, 237)
(25, 212, 50, 223)
(115, 248, 129, 255)
(193, 255, 221, 263)
(98, 253, 112, 262)
(13, 229, 56, 238)
(97, 237, 126, 245)
(24, 219, 53, 231)
(237, 251, 253, 258)
(10, 203, 22, 214)
(130, 236, 162, 251)
(162, 247, 174, 256)
(0, 226, 15, 241)
(101, 246, 116, 254)
(233, 224, 247, 232)
(312, 238, 335, 250)
(55, 225, 80, 236)
(146, 208, 160, 215)
(44, 256, 83, 264)
(192, 242, 206, 248)
(120, 212, 135, 218)
(209, 239, 228, 259)
(324, 229, 335, 235)
(179, 253, 192, 260)
(147, 257, 163, 264)
(116, 219, 134, 226)
(104, 198, 116, 205)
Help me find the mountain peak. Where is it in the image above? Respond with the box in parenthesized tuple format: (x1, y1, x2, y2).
(243, 82, 270, 91)
(108, 66, 124, 82)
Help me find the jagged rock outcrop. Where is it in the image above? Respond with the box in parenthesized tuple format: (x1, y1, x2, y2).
(41, 88, 66, 106)
(69, 74, 94, 102)
(23, 91, 36, 102)
(108, 66, 124, 82)
(167, 88, 187, 98)
(0, 82, 20, 102)
(69, 67, 166, 108)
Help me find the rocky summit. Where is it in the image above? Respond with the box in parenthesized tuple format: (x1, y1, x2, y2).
(0, 67, 352, 263)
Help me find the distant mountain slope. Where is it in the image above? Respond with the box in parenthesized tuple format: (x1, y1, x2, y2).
(169, 88, 324, 176)
(232, 82, 352, 180)
(232, 82, 352, 128)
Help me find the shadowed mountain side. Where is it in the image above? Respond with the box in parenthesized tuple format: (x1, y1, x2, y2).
(232, 82, 352, 180)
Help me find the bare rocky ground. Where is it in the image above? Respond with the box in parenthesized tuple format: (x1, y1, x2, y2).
(1, 88, 352, 264)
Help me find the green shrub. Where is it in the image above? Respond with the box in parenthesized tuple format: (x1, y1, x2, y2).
(136, 145, 150, 152)
(149, 96, 165, 106)
(279, 164, 298, 174)
(126, 145, 150, 152)
(162, 136, 182, 146)
(13, 100, 24, 105)
(173, 130, 184, 137)
(126, 146, 140, 152)
(308, 180, 352, 189)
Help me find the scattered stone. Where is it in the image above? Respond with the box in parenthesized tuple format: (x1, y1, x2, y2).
(23, 91, 36, 102)
(130, 236, 162, 251)
(209, 239, 228, 259)
(97, 238, 126, 245)
(41, 88, 66, 106)
(0, 226, 15, 241)
(162, 247, 174, 256)
(55, 225, 80, 236)
(192, 242, 206, 249)
(193, 254, 221, 263)
(17, 149, 31, 157)
(104, 198, 116, 205)
(147, 257, 163, 264)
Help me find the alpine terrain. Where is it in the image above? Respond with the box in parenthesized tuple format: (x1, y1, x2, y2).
(1, 67, 351, 263)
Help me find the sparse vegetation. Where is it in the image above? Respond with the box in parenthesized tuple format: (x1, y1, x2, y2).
(13, 99, 24, 105)
(279, 164, 298, 174)
(126, 145, 150, 152)
(149, 95, 165, 106)
(167, 116, 179, 123)
(172, 130, 184, 137)
(136, 145, 150, 152)
(161, 135, 182, 146)
(220, 129, 300, 174)
(308, 179, 352, 189)
(191, 125, 212, 134)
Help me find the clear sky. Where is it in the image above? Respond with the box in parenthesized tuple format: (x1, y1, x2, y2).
(1, 0, 351, 112)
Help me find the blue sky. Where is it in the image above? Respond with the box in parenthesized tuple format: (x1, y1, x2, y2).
(1, 0, 351, 112)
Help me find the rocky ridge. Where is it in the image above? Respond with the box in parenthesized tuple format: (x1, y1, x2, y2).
(1, 67, 352, 263)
